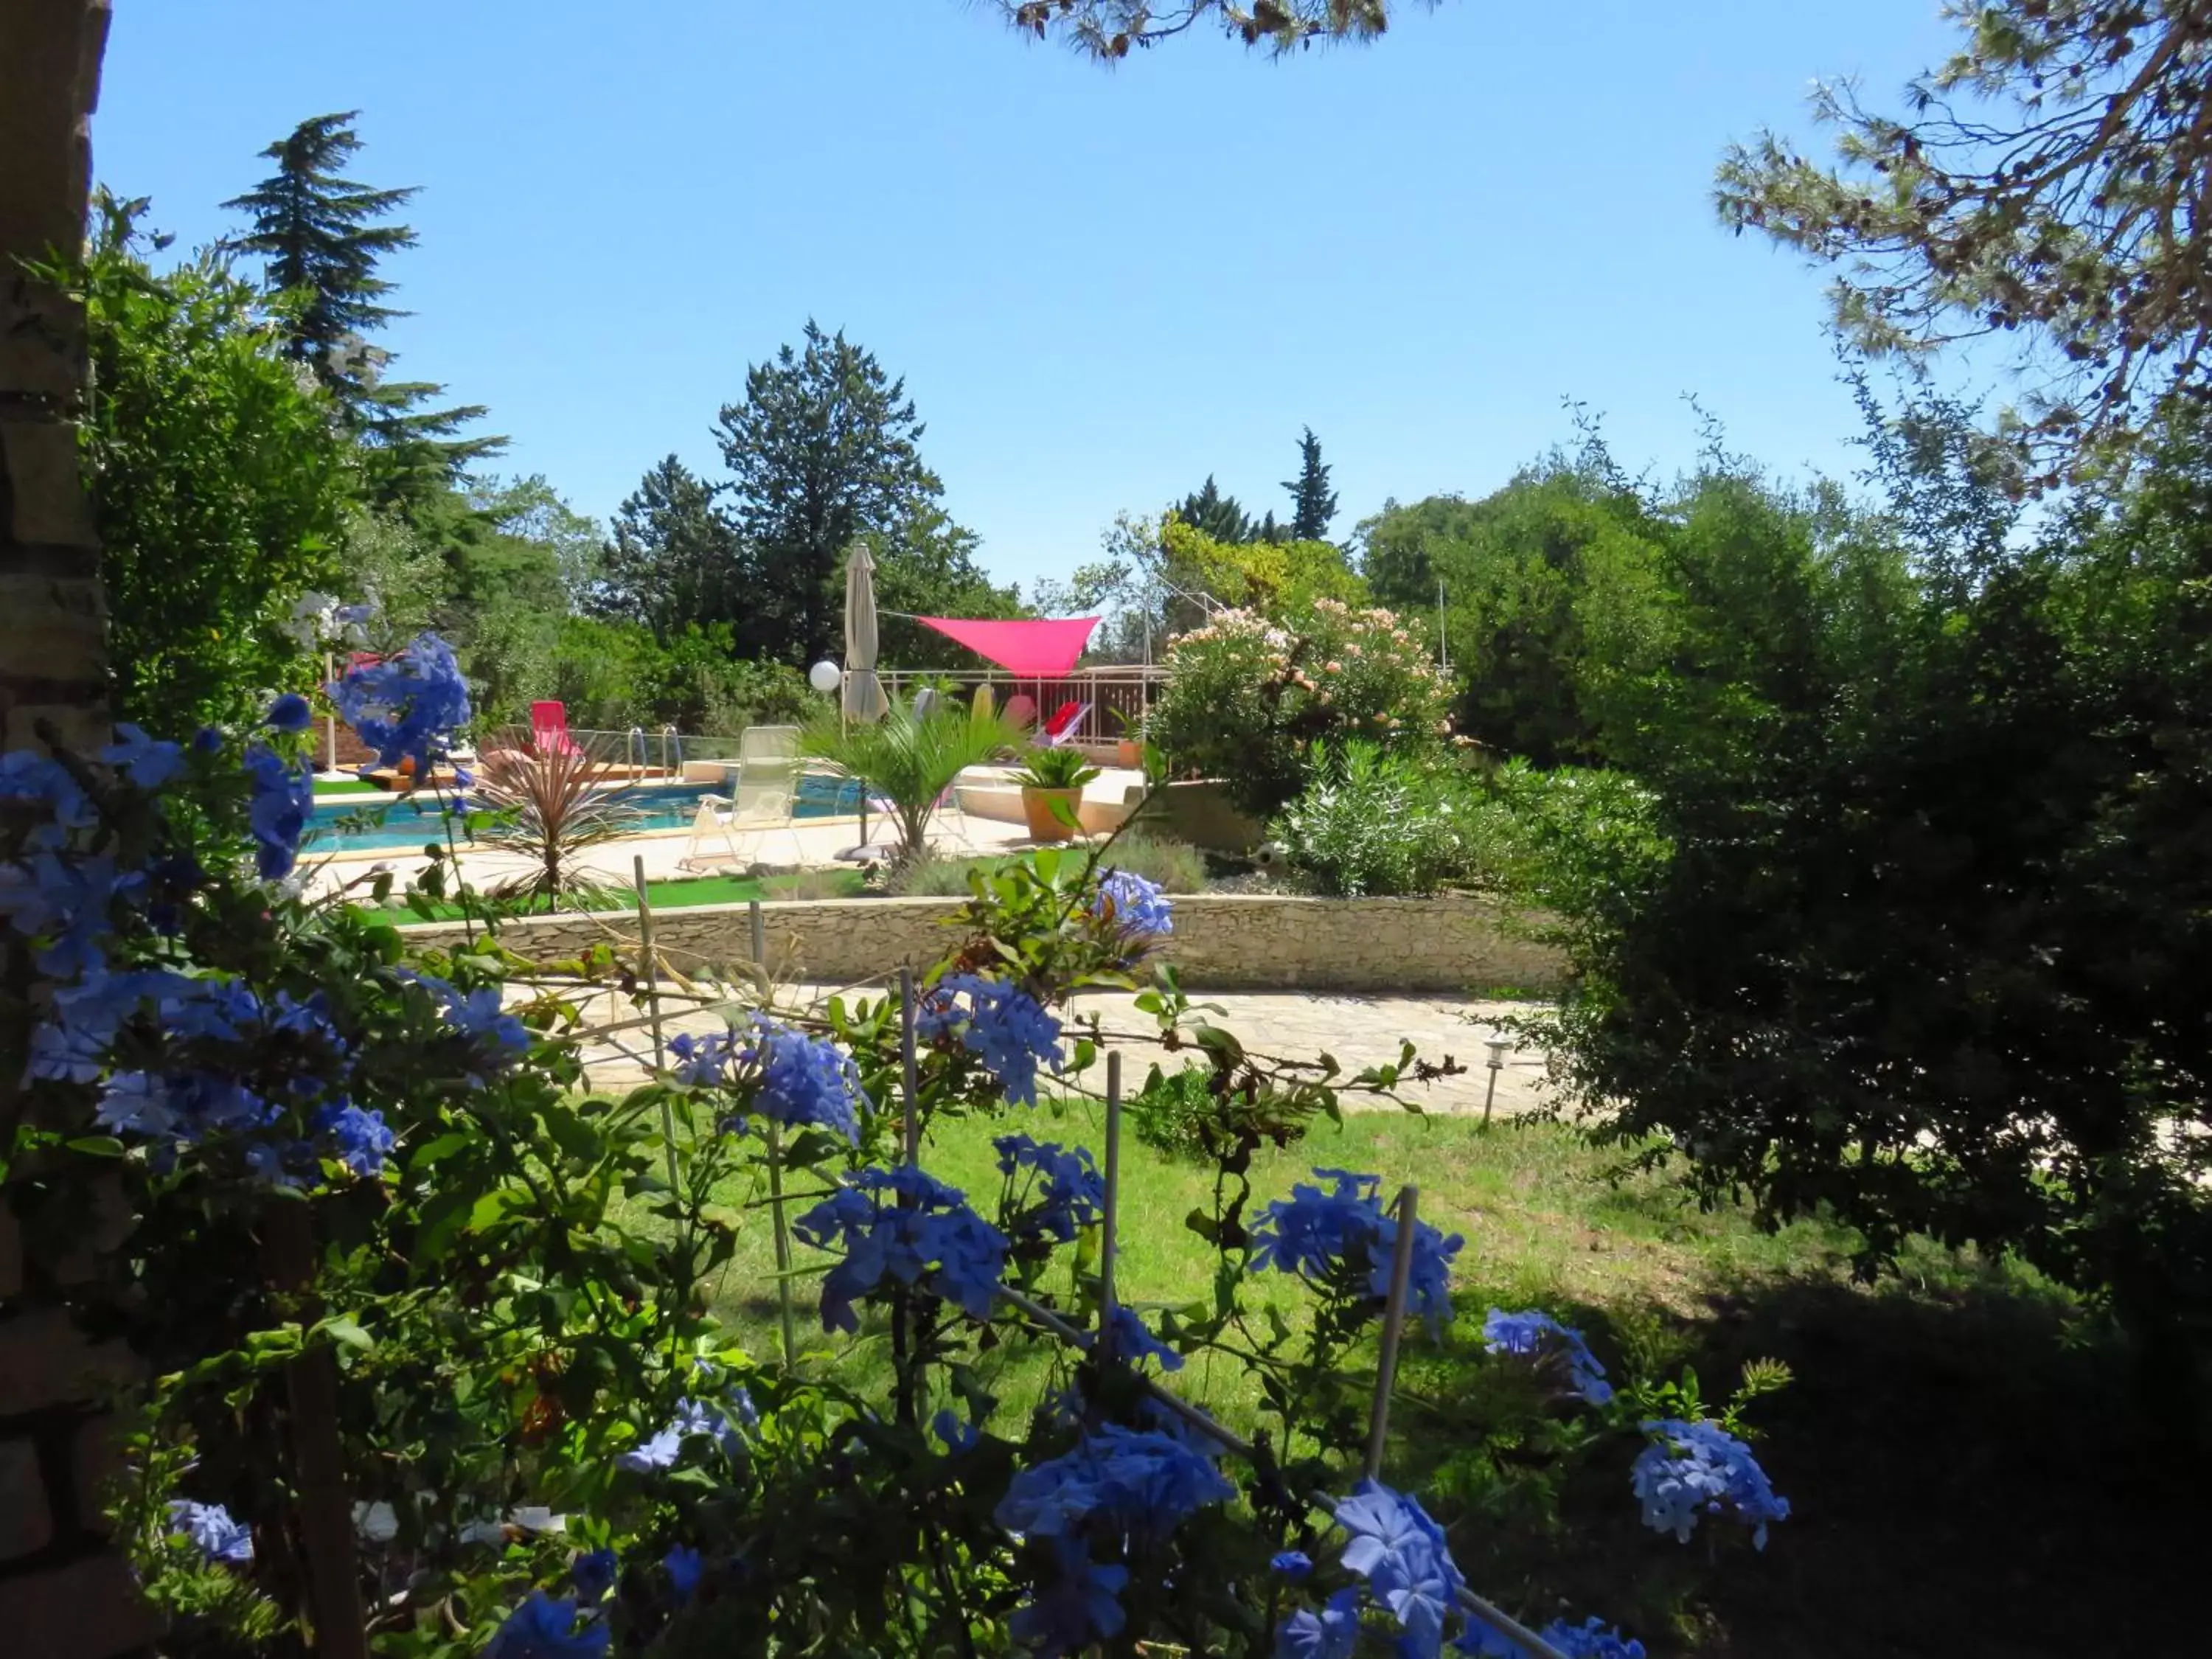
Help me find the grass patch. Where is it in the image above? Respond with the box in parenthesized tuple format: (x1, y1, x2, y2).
(313, 777, 383, 797)
(661, 1107, 2190, 1656)
(376, 868, 866, 923)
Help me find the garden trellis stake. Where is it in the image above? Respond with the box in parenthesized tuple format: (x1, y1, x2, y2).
(634, 855, 679, 1195)
(1364, 1183, 1420, 1481)
(1099, 1049, 1124, 1360)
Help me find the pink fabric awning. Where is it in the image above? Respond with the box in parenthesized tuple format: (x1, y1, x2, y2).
(916, 616, 1100, 678)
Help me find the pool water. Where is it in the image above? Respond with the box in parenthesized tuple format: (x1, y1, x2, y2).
(305, 775, 872, 852)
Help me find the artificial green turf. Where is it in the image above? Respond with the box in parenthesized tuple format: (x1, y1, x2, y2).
(374, 868, 866, 924)
(313, 777, 383, 796)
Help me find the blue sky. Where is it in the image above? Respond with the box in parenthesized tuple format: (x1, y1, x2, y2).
(96, 1, 1959, 597)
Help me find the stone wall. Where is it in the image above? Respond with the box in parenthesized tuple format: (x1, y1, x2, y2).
(401, 892, 1565, 995)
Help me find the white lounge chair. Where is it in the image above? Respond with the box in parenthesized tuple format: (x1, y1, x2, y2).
(678, 750, 803, 872)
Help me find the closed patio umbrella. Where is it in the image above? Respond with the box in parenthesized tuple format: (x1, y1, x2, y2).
(843, 541, 887, 723)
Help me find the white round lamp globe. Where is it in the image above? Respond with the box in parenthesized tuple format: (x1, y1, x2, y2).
(808, 660, 841, 695)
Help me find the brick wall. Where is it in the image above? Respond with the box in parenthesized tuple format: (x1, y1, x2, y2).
(400, 892, 1568, 995)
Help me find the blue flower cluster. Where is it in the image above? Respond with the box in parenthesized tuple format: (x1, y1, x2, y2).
(244, 740, 315, 881)
(1333, 1479, 1468, 1658)
(1630, 1418, 1791, 1549)
(917, 973, 1065, 1106)
(484, 1590, 610, 1658)
(1091, 869, 1173, 941)
(616, 1389, 756, 1472)
(80, 979, 395, 1187)
(327, 632, 472, 777)
(1100, 1304, 1183, 1372)
(1009, 1536, 1128, 1658)
(404, 971, 530, 1082)
(794, 1166, 1010, 1332)
(664, 1544, 703, 1604)
(1533, 1617, 1648, 1658)
(748, 1016, 869, 1141)
(669, 1018, 869, 1144)
(1481, 1308, 1614, 1406)
(995, 1423, 1236, 1540)
(167, 1499, 252, 1564)
(994, 1133, 1104, 1242)
(1251, 1169, 1465, 1335)
(1276, 1587, 1362, 1659)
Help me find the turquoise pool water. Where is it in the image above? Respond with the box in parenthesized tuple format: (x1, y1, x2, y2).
(305, 776, 870, 852)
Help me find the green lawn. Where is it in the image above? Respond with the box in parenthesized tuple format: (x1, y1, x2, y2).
(313, 777, 383, 796)
(667, 1105, 2188, 1657)
(377, 868, 865, 923)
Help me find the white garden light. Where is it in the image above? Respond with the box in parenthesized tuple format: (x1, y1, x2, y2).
(808, 659, 841, 694)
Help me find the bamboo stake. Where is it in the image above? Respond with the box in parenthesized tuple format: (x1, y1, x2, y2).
(767, 1120, 798, 1369)
(1364, 1185, 1421, 1482)
(635, 856, 680, 1196)
(900, 967, 921, 1165)
(1098, 1050, 1123, 1358)
(749, 897, 766, 970)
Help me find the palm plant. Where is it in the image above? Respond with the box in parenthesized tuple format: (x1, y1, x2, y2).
(470, 734, 642, 908)
(801, 703, 1021, 865)
(1010, 745, 1102, 790)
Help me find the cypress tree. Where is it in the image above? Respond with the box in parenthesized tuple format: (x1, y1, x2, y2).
(1282, 425, 1338, 542)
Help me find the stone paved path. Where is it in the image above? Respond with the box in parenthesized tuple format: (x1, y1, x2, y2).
(556, 982, 1554, 1119)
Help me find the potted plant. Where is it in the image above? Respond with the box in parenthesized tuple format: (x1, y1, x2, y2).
(1012, 745, 1102, 842)
(1110, 707, 1145, 769)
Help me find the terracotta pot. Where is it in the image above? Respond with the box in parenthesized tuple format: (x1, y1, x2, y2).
(1020, 785, 1082, 841)
(1114, 739, 1143, 768)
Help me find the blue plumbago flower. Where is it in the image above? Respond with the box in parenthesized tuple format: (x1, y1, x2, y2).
(994, 1133, 1103, 1242)
(1334, 1479, 1468, 1659)
(1271, 1549, 1314, 1579)
(314, 1102, 395, 1178)
(265, 693, 314, 734)
(247, 1136, 319, 1191)
(28, 967, 198, 1083)
(994, 1425, 1235, 1540)
(0, 851, 136, 976)
(328, 633, 471, 777)
(100, 723, 184, 790)
(1631, 1419, 1790, 1549)
(243, 741, 316, 880)
(795, 1166, 1010, 1332)
(916, 973, 1065, 1106)
(99, 1070, 276, 1155)
(571, 1548, 617, 1603)
(664, 1544, 703, 1604)
(617, 1394, 748, 1472)
(1481, 1309, 1614, 1406)
(0, 748, 94, 834)
(933, 1407, 981, 1453)
(744, 1016, 869, 1141)
(191, 725, 226, 754)
(1276, 1586, 1363, 1659)
(1009, 1535, 1128, 1658)
(1092, 869, 1173, 939)
(1252, 1169, 1465, 1335)
(483, 1591, 611, 1659)
(668, 1028, 736, 1087)
(1099, 1303, 1183, 1372)
(167, 1499, 252, 1564)
(1534, 1617, 1646, 1659)
(404, 972, 529, 1077)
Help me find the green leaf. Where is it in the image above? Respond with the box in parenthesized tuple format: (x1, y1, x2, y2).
(66, 1135, 125, 1158)
(320, 1315, 374, 1353)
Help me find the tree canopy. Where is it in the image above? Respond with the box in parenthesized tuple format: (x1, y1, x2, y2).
(1001, 0, 1402, 57)
(1282, 425, 1339, 541)
(1718, 0, 2212, 481)
(225, 110, 495, 504)
(715, 321, 940, 666)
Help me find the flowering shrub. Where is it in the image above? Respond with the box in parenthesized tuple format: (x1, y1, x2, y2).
(0, 638, 1794, 1658)
(1151, 599, 1457, 817)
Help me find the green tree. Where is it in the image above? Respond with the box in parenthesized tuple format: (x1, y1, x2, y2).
(65, 195, 357, 734)
(1717, 0, 2212, 482)
(1172, 474, 1255, 543)
(224, 111, 495, 504)
(1282, 425, 1338, 541)
(1003, 0, 1397, 57)
(715, 321, 937, 666)
(591, 456, 749, 643)
(1360, 455, 1669, 765)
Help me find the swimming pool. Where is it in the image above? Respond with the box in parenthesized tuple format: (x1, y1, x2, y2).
(305, 775, 872, 852)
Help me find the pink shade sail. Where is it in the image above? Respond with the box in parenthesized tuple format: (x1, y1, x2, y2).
(916, 616, 1101, 678)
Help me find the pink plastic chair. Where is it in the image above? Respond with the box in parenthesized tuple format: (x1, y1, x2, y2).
(1037, 701, 1091, 747)
(530, 700, 583, 757)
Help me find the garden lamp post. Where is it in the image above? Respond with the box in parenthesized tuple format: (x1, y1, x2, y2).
(1482, 1036, 1510, 1127)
